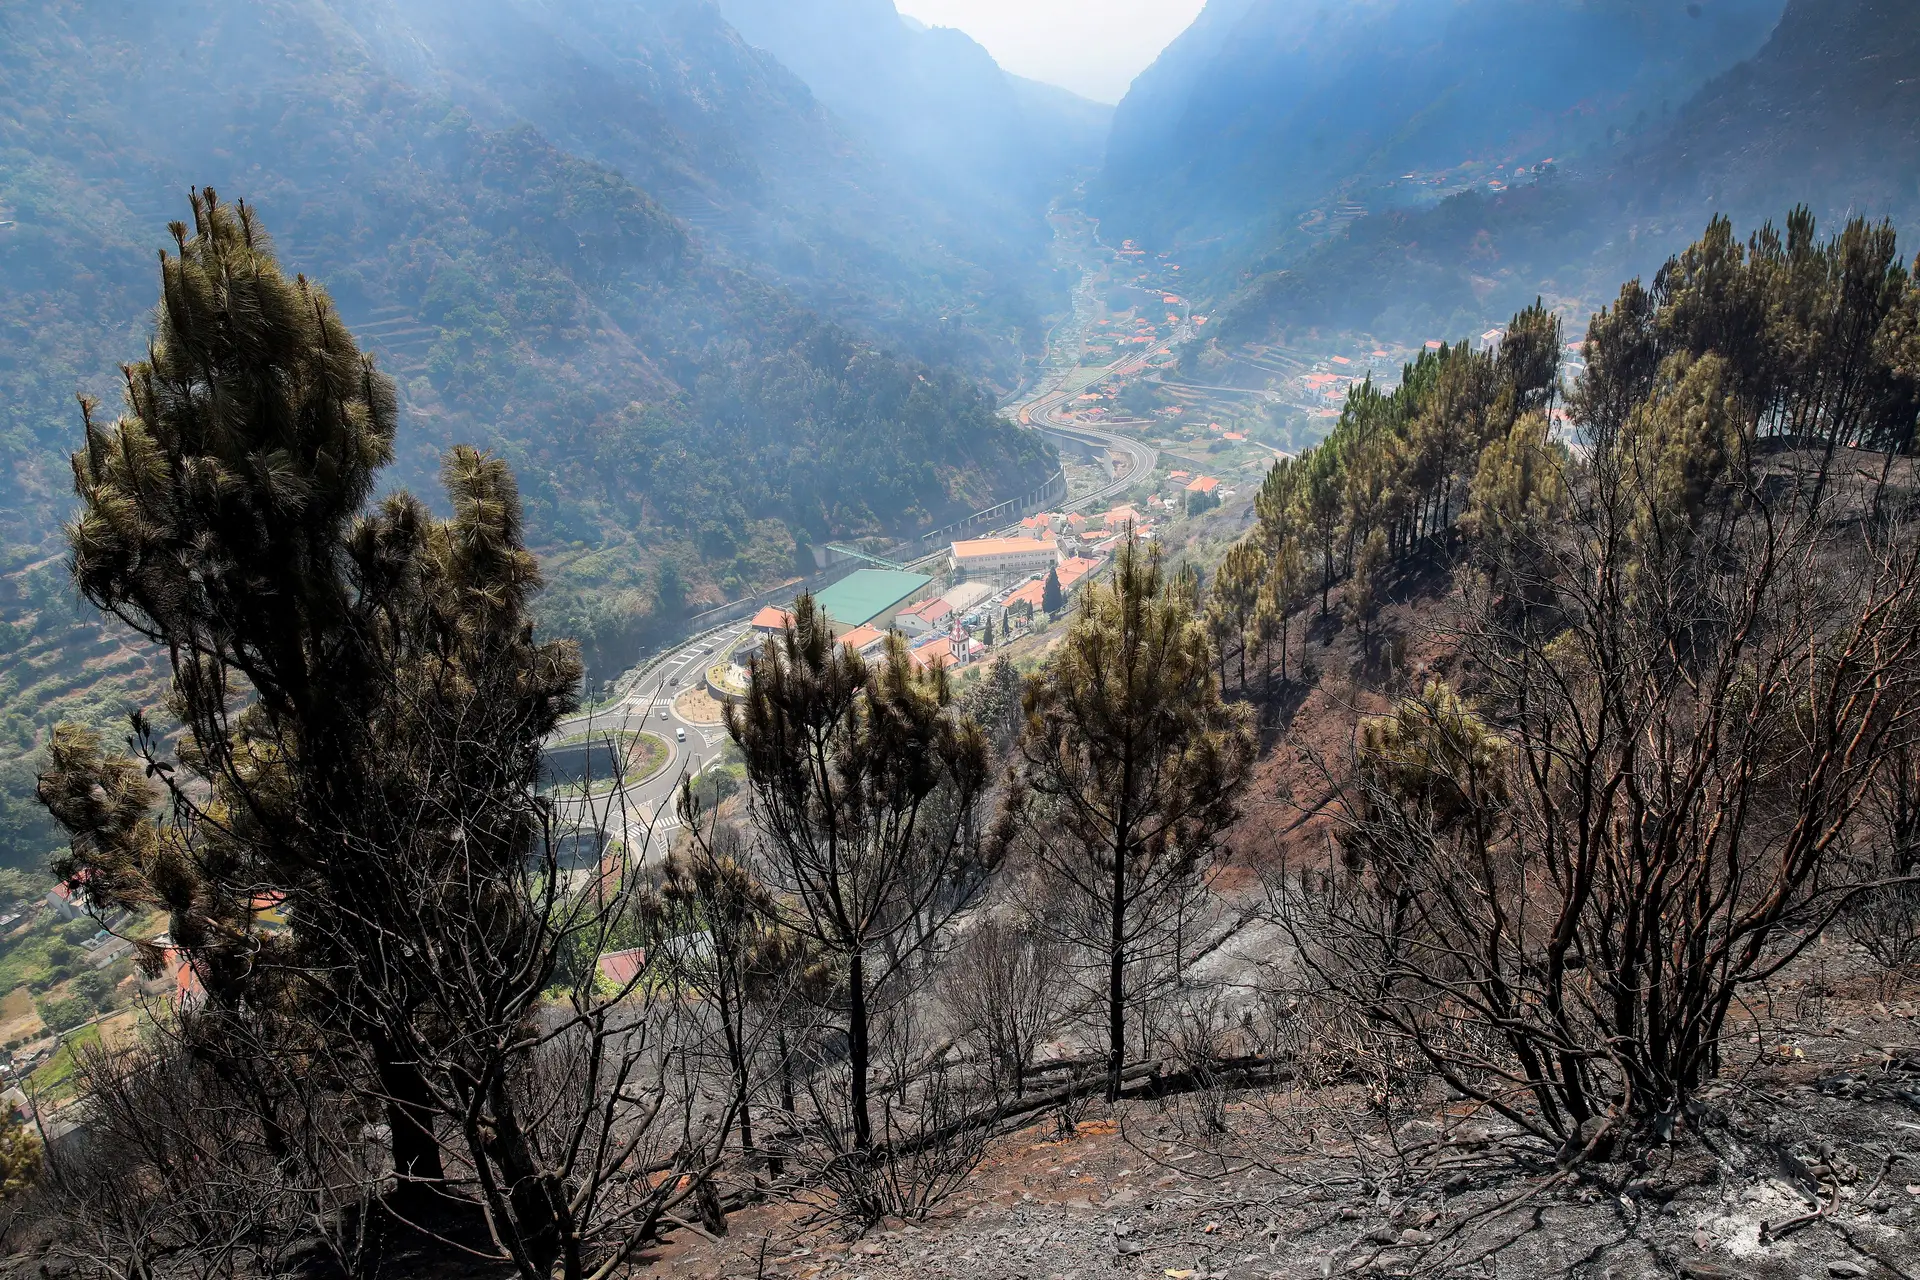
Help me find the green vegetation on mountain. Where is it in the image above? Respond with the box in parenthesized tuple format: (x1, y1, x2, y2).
(0, 0, 1059, 873)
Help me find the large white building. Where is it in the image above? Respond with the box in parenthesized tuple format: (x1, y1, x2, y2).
(949, 536, 1059, 580)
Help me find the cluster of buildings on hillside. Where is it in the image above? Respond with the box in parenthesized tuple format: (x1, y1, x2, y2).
(953, 501, 1160, 577)
(741, 501, 1165, 679)
(0, 878, 283, 1134)
(748, 572, 993, 676)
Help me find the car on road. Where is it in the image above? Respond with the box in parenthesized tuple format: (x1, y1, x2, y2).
(676, 728, 686, 742)
(660, 708, 668, 720)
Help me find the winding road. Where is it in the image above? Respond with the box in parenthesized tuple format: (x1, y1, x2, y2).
(546, 624, 752, 858)
(1006, 321, 1187, 514)
(547, 242, 1191, 839)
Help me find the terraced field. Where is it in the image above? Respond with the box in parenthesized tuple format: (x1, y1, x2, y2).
(0, 557, 167, 871)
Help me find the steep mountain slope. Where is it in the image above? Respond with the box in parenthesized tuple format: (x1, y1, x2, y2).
(716, 0, 1110, 223)
(1207, 0, 1920, 346)
(327, 0, 1055, 384)
(0, 0, 1067, 870)
(0, 0, 1055, 657)
(1092, 0, 1785, 272)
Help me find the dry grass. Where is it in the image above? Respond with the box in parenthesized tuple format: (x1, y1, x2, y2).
(675, 686, 727, 726)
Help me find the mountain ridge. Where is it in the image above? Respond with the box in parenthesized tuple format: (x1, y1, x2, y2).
(1091, 0, 1786, 281)
(0, 0, 1057, 658)
(1202, 0, 1920, 349)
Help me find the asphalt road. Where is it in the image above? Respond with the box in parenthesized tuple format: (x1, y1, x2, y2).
(545, 274, 1190, 841)
(546, 621, 753, 857)
(1009, 324, 1184, 513)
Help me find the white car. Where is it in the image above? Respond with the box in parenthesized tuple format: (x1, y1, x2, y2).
(676, 728, 686, 743)
(660, 708, 668, 720)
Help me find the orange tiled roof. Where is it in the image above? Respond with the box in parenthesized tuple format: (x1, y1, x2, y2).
(1004, 579, 1046, 611)
(1186, 476, 1220, 493)
(909, 637, 961, 671)
(1056, 557, 1099, 590)
(751, 605, 792, 630)
(951, 536, 1055, 560)
(902, 597, 952, 622)
(838, 624, 886, 653)
(171, 953, 205, 1009)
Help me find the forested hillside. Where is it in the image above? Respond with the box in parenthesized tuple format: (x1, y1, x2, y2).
(1092, 0, 1784, 279)
(328, 0, 1066, 384)
(0, 0, 1058, 870)
(1207, 0, 1920, 347)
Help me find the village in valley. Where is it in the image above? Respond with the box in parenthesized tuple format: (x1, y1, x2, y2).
(0, 191, 1594, 1144)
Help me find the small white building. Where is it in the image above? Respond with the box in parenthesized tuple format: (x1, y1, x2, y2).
(894, 597, 954, 636)
(45, 882, 81, 922)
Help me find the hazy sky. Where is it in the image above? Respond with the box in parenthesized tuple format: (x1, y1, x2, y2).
(892, 0, 1209, 104)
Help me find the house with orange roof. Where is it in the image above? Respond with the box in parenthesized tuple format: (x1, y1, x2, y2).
(1223, 432, 1246, 441)
(1101, 504, 1142, 529)
(44, 880, 83, 922)
(837, 623, 889, 657)
(750, 605, 792, 636)
(894, 596, 953, 637)
(1055, 556, 1100, 591)
(169, 952, 206, 1011)
(1168, 470, 1190, 481)
(1003, 578, 1047, 614)
(1186, 476, 1220, 494)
